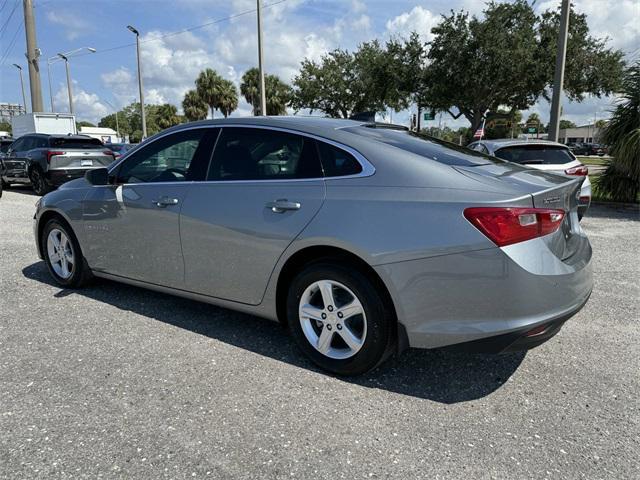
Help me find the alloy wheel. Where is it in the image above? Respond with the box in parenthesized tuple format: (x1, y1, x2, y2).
(298, 279, 367, 360)
(46, 228, 75, 279)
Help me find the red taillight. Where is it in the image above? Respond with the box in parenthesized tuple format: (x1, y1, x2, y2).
(579, 196, 591, 205)
(464, 207, 565, 247)
(565, 165, 588, 176)
(46, 151, 64, 163)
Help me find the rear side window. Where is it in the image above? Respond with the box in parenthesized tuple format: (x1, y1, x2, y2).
(345, 126, 501, 166)
(49, 137, 104, 149)
(494, 146, 575, 165)
(317, 141, 362, 177)
(208, 128, 323, 181)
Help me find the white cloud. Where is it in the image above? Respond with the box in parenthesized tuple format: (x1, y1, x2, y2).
(46, 11, 91, 40)
(53, 83, 109, 124)
(385, 6, 440, 43)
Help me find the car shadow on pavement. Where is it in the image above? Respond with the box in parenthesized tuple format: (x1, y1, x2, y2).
(583, 203, 639, 221)
(23, 261, 525, 404)
(2, 185, 37, 196)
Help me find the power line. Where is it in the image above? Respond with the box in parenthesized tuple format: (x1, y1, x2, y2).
(0, 21, 23, 65)
(70, 0, 289, 58)
(0, 0, 19, 36)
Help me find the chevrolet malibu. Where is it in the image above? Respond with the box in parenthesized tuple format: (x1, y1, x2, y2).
(34, 117, 593, 375)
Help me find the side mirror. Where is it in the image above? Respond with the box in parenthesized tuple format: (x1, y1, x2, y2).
(85, 167, 109, 186)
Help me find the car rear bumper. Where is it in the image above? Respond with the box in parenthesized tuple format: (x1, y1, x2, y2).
(375, 232, 593, 351)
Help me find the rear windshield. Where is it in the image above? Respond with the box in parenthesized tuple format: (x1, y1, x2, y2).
(494, 145, 575, 165)
(49, 137, 104, 149)
(344, 126, 503, 166)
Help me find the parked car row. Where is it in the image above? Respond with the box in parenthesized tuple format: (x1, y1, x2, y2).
(0, 134, 134, 195)
(566, 142, 607, 156)
(34, 117, 592, 375)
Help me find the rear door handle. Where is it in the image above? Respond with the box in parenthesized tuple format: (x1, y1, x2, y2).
(265, 199, 301, 213)
(153, 197, 179, 208)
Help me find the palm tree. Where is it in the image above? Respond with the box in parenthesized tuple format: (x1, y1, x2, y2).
(216, 80, 239, 118)
(240, 67, 292, 115)
(156, 104, 180, 130)
(182, 89, 208, 121)
(195, 68, 223, 118)
(595, 62, 640, 203)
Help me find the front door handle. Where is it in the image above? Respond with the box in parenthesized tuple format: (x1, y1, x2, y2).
(153, 197, 179, 208)
(265, 199, 301, 213)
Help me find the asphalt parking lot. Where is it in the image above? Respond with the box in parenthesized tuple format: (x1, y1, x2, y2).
(1, 187, 638, 479)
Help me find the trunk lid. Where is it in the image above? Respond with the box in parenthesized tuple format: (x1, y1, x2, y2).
(455, 162, 583, 260)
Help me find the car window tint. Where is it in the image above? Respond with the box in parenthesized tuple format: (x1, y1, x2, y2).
(35, 137, 48, 148)
(116, 129, 209, 184)
(345, 126, 502, 166)
(494, 146, 575, 165)
(316, 141, 362, 177)
(50, 137, 104, 149)
(9, 138, 23, 151)
(208, 128, 322, 181)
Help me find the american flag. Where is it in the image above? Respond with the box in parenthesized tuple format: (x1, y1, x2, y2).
(473, 119, 486, 139)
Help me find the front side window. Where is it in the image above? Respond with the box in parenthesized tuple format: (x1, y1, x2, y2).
(207, 128, 322, 181)
(116, 129, 211, 184)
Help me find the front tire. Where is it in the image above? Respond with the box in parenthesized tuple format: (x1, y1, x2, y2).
(30, 168, 52, 196)
(42, 219, 92, 288)
(286, 262, 394, 376)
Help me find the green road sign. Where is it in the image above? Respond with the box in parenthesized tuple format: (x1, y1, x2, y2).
(526, 126, 537, 134)
(423, 110, 435, 121)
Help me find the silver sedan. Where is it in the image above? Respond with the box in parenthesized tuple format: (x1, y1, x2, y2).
(34, 117, 593, 375)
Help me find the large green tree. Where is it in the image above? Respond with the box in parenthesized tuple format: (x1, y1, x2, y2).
(156, 104, 181, 130)
(195, 68, 224, 118)
(595, 62, 640, 203)
(291, 40, 399, 118)
(240, 67, 292, 115)
(182, 89, 208, 121)
(423, 0, 624, 133)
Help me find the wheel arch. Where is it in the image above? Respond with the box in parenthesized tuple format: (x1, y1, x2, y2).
(274, 244, 408, 352)
(36, 209, 76, 259)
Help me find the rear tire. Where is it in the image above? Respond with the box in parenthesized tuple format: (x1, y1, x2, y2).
(41, 218, 92, 288)
(30, 168, 52, 196)
(286, 262, 394, 376)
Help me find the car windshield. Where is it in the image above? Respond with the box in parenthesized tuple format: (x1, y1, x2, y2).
(50, 137, 104, 149)
(345, 126, 503, 166)
(494, 145, 575, 165)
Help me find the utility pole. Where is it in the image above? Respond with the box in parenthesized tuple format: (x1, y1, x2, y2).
(23, 0, 44, 112)
(13, 64, 28, 113)
(256, 0, 267, 116)
(128, 25, 147, 139)
(548, 0, 570, 142)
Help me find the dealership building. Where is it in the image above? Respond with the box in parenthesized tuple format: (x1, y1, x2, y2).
(558, 124, 603, 144)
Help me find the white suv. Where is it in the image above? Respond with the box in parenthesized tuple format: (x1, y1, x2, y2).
(468, 139, 591, 219)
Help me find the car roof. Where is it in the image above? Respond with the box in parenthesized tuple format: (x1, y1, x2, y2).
(160, 116, 370, 139)
(474, 138, 568, 149)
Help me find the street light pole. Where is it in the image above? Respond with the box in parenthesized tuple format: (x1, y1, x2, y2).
(12, 64, 28, 113)
(548, 0, 570, 142)
(256, 0, 267, 116)
(127, 25, 147, 139)
(23, 0, 44, 112)
(47, 60, 54, 112)
(48, 47, 96, 114)
(102, 99, 121, 142)
(57, 53, 74, 114)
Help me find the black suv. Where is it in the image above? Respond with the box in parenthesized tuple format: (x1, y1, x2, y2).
(0, 134, 115, 195)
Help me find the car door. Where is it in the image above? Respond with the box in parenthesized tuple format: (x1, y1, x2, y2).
(180, 126, 326, 305)
(82, 127, 217, 287)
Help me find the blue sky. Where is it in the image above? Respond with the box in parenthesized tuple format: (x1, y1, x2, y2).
(1, 0, 638, 127)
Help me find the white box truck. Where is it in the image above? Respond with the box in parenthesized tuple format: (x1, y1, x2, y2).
(10, 113, 77, 138)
